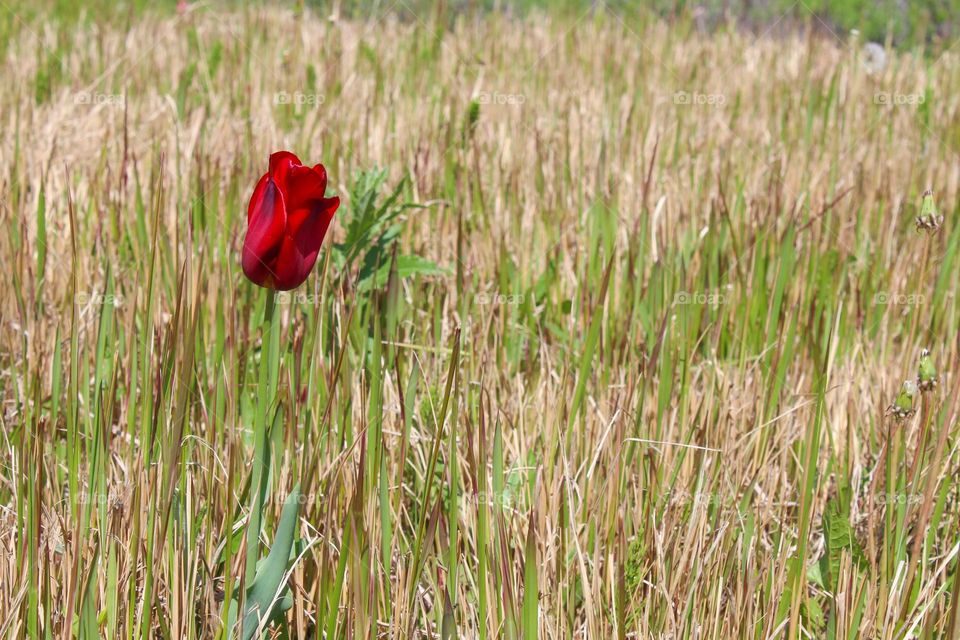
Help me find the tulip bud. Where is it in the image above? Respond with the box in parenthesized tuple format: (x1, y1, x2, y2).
(241, 151, 339, 291)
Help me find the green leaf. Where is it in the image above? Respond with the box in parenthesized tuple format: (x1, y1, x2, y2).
(332, 169, 438, 299)
(230, 485, 301, 640)
(522, 513, 538, 640)
(441, 590, 458, 640)
(822, 494, 866, 591)
(358, 255, 449, 292)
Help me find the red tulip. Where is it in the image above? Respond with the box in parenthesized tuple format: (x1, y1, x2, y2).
(241, 151, 340, 290)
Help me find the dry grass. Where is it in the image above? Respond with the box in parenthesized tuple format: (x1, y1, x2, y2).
(2, 4, 960, 639)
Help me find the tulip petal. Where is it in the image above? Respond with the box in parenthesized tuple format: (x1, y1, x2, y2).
(284, 166, 327, 213)
(312, 164, 329, 193)
(292, 196, 340, 269)
(272, 234, 308, 290)
(241, 176, 287, 287)
(246, 174, 263, 223)
(269, 151, 302, 187)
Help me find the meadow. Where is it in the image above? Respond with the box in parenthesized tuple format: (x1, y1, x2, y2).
(2, 2, 960, 638)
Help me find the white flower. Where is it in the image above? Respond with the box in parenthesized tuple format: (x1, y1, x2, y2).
(862, 42, 887, 75)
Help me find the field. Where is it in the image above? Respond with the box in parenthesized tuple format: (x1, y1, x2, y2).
(2, 2, 960, 638)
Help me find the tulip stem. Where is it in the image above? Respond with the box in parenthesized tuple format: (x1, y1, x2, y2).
(244, 290, 281, 589)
